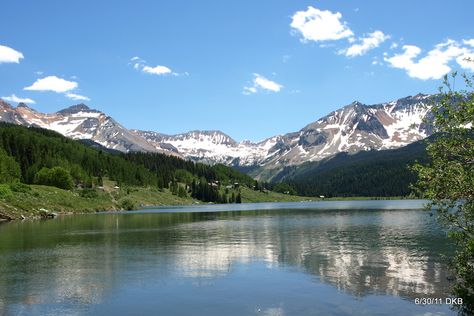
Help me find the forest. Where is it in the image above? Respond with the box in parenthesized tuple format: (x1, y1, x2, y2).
(283, 138, 429, 197)
(0, 123, 256, 203)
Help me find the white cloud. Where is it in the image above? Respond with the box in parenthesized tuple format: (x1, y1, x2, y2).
(24, 75, 78, 93)
(243, 74, 283, 95)
(384, 40, 474, 80)
(1, 94, 35, 104)
(130, 57, 176, 76)
(23, 75, 90, 101)
(142, 65, 172, 75)
(66, 93, 90, 101)
(463, 39, 474, 47)
(242, 86, 257, 95)
(342, 31, 390, 57)
(0, 45, 24, 63)
(457, 53, 474, 71)
(254, 74, 283, 92)
(290, 6, 353, 42)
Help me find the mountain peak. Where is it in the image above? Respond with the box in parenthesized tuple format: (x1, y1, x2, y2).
(57, 104, 98, 115)
(15, 103, 39, 113)
(0, 99, 14, 110)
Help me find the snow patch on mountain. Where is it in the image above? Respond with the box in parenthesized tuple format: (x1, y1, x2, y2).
(1, 93, 437, 181)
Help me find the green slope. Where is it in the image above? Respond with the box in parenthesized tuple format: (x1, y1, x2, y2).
(284, 139, 429, 197)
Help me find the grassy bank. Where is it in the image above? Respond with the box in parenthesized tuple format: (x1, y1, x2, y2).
(0, 181, 413, 221)
(0, 180, 312, 220)
(0, 179, 197, 220)
(239, 187, 313, 203)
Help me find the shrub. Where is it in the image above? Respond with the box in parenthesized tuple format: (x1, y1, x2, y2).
(0, 184, 13, 199)
(34, 167, 74, 190)
(79, 188, 99, 198)
(9, 182, 31, 193)
(120, 198, 136, 211)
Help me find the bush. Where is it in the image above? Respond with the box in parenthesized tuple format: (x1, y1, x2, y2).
(9, 182, 31, 193)
(0, 184, 13, 199)
(79, 188, 99, 198)
(34, 167, 74, 190)
(120, 198, 136, 211)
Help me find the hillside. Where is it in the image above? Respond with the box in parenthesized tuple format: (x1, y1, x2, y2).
(0, 123, 306, 219)
(284, 138, 429, 197)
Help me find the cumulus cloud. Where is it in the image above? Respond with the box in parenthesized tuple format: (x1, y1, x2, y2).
(0, 44, 24, 64)
(342, 31, 390, 57)
(290, 6, 353, 42)
(24, 75, 78, 93)
(243, 74, 283, 95)
(24, 75, 90, 101)
(384, 40, 474, 80)
(130, 56, 177, 76)
(65, 93, 91, 101)
(1, 94, 35, 104)
(142, 65, 172, 75)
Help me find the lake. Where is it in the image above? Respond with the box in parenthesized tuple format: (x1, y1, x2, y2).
(0, 200, 456, 315)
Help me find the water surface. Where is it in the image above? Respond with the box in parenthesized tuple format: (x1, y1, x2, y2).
(0, 200, 455, 315)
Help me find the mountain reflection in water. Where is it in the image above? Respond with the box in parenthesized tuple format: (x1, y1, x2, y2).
(0, 204, 454, 315)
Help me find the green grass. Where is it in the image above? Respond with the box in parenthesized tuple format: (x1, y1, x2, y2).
(239, 187, 312, 203)
(0, 180, 413, 221)
(0, 181, 198, 220)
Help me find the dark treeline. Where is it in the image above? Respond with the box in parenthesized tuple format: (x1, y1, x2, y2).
(284, 139, 429, 197)
(124, 152, 256, 188)
(0, 123, 155, 187)
(124, 152, 254, 202)
(0, 123, 254, 203)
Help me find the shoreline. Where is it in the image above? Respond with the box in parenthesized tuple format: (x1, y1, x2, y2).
(0, 197, 426, 223)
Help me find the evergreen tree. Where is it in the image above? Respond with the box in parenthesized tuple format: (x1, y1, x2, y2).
(235, 192, 242, 203)
(177, 185, 187, 198)
(0, 149, 21, 183)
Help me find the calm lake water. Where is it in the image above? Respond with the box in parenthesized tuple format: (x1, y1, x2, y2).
(0, 200, 456, 315)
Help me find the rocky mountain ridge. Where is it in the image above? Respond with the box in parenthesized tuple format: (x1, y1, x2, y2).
(0, 93, 436, 180)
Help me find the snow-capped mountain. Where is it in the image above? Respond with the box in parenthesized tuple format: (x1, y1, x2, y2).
(0, 101, 166, 153)
(249, 94, 434, 175)
(0, 93, 436, 181)
(134, 94, 435, 179)
(130, 129, 281, 166)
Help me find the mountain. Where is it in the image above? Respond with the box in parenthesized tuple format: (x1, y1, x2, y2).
(242, 94, 435, 180)
(130, 129, 280, 166)
(134, 93, 436, 181)
(0, 93, 437, 181)
(0, 100, 166, 153)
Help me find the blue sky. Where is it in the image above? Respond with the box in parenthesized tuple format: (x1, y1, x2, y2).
(1, 0, 473, 141)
